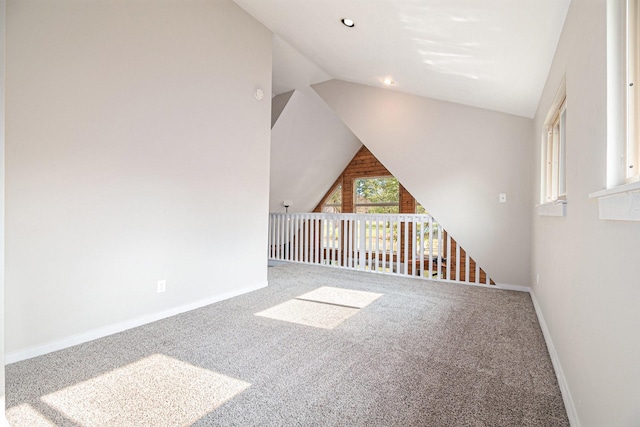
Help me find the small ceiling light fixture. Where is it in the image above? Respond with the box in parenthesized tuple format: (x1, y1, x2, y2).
(383, 78, 395, 86)
(341, 18, 355, 28)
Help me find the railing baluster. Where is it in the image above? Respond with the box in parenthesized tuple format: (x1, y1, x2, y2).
(456, 236, 461, 282)
(403, 217, 409, 275)
(330, 216, 334, 265)
(373, 217, 378, 271)
(331, 218, 340, 266)
(300, 215, 304, 263)
(465, 248, 470, 283)
(303, 215, 307, 262)
(317, 217, 321, 264)
(381, 218, 387, 272)
(357, 218, 363, 270)
(268, 215, 272, 259)
(339, 217, 343, 267)
(419, 217, 424, 276)
(411, 216, 417, 277)
(349, 218, 355, 268)
(428, 216, 433, 278)
(437, 223, 443, 279)
(328, 218, 333, 264)
(291, 215, 297, 262)
(393, 217, 398, 274)
(299, 215, 303, 262)
(389, 217, 394, 273)
(273, 215, 277, 259)
(308, 216, 312, 264)
(320, 217, 325, 265)
(284, 215, 289, 261)
(293, 214, 297, 262)
(328, 217, 331, 264)
(419, 217, 423, 277)
(277, 215, 281, 260)
(446, 232, 452, 281)
(335, 217, 340, 265)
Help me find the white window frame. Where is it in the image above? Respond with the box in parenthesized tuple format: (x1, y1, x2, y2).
(589, 0, 640, 221)
(626, 0, 640, 183)
(541, 81, 567, 204)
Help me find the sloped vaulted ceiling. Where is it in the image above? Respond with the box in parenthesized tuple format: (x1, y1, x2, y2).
(233, 0, 570, 118)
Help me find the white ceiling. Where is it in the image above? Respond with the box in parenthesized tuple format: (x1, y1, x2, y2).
(233, 0, 570, 118)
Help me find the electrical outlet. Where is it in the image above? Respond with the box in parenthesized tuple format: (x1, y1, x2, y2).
(157, 280, 166, 293)
(499, 193, 507, 203)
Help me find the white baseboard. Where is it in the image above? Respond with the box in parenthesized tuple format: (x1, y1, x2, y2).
(439, 278, 530, 293)
(5, 281, 268, 364)
(495, 282, 531, 293)
(529, 291, 580, 427)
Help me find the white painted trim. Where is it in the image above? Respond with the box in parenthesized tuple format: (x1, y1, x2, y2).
(536, 200, 567, 217)
(494, 282, 531, 293)
(589, 179, 640, 198)
(438, 279, 530, 293)
(5, 281, 268, 364)
(588, 181, 640, 221)
(530, 290, 580, 427)
(543, 77, 567, 126)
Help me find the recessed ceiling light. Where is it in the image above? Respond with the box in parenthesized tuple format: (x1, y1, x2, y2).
(341, 18, 355, 28)
(383, 78, 395, 86)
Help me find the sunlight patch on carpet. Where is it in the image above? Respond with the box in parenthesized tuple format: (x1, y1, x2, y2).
(40, 354, 250, 427)
(255, 299, 359, 329)
(6, 403, 57, 427)
(297, 286, 382, 308)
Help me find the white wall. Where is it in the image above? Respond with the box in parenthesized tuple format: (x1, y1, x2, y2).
(314, 80, 533, 287)
(270, 89, 361, 213)
(531, 1, 640, 426)
(5, 0, 272, 358)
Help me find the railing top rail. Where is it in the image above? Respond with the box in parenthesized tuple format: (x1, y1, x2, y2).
(269, 212, 435, 220)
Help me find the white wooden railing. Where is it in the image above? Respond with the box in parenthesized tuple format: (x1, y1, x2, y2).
(268, 213, 492, 285)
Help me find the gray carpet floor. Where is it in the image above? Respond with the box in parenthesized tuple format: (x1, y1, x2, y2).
(6, 263, 569, 426)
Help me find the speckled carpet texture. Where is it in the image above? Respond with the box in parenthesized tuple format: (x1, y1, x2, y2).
(6, 262, 569, 426)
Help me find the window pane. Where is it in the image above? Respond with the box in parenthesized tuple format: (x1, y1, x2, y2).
(322, 185, 342, 213)
(354, 177, 400, 214)
(551, 123, 560, 200)
(354, 177, 399, 204)
(326, 185, 342, 205)
(546, 129, 554, 201)
(542, 84, 566, 203)
(559, 106, 567, 195)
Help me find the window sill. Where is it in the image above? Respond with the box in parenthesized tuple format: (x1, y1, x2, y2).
(589, 181, 640, 221)
(535, 200, 567, 217)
